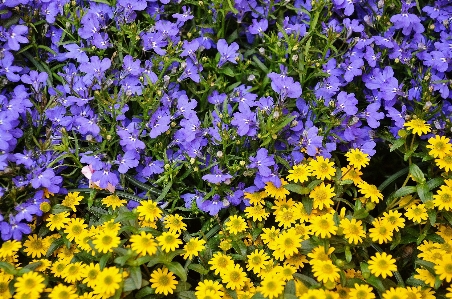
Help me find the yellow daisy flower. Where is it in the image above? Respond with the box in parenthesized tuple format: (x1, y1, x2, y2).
(345, 148, 370, 169)
(149, 267, 178, 295)
(156, 231, 182, 252)
(433, 185, 452, 211)
(260, 226, 280, 245)
(310, 213, 338, 238)
(368, 218, 393, 244)
(358, 182, 383, 203)
(274, 229, 302, 260)
(340, 218, 366, 244)
(220, 264, 247, 290)
(48, 284, 78, 299)
(195, 280, 224, 298)
(309, 182, 336, 210)
(247, 249, 271, 274)
(182, 238, 206, 260)
(82, 263, 101, 288)
(62, 192, 83, 212)
(130, 231, 158, 256)
(208, 252, 234, 275)
(427, 135, 452, 158)
(368, 252, 397, 279)
(64, 218, 88, 242)
(405, 204, 428, 223)
(244, 204, 269, 222)
(285, 252, 308, 270)
(93, 267, 123, 297)
(436, 154, 452, 172)
(46, 211, 70, 231)
(13, 271, 45, 296)
(308, 156, 336, 180)
(23, 235, 47, 258)
(414, 268, 436, 287)
(274, 206, 300, 228)
(381, 210, 405, 231)
(434, 255, 452, 282)
(0, 240, 21, 258)
(62, 262, 85, 284)
(286, 163, 311, 183)
(265, 178, 290, 199)
(341, 166, 363, 185)
(258, 276, 285, 299)
(311, 259, 340, 283)
(163, 214, 187, 234)
(101, 194, 126, 209)
(349, 283, 375, 299)
(51, 260, 67, 278)
(225, 215, 248, 234)
(136, 200, 163, 222)
(404, 118, 431, 136)
(0, 273, 11, 299)
(382, 287, 408, 299)
(244, 191, 267, 205)
(93, 230, 120, 254)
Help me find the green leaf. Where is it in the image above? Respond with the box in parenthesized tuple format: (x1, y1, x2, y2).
(292, 273, 319, 287)
(166, 262, 187, 282)
(135, 286, 155, 299)
(0, 262, 16, 275)
(114, 255, 131, 266)
(284, 280, 296, 295)
(302, 197, 313, 215)
(284, 184, 309, 195)
(417, 183, 432, 203)
(390, 138, 405, 152)
(427, 177, 444, 190)
(46, 238, 65, 257)
(366, 275, 386, 293)
(345, 246, 352, 263)
(50, 204, 72, 214)
(99, 253, 112, 270)
(187, 264, 209, 275)
(427, 209, 437, 226)
(178, 291, 197, 299)
(114, 211, 138, 223)
(252, 55, 268, 73)
(220, 67, 235, 77)
(353, 208, 369, 220)
(130, 266, 142, 290)
(23, 261, 42, 271)
(388, 186, 417, 201)
(378, 166, 409, 191)
(156, 181, 172, 201)
(409, 164, 425, 183)
(251, 293, 266, 299)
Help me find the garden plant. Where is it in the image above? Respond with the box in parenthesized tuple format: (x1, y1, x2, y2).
(1, 0, 452, 298)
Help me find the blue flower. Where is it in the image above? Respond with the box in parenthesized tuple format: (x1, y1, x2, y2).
(268, 72, 302, 101)
(249, 148, 275, 177)
(217, 39, 239, 67)
(202, 166, 233, 184)
(0, 215, 31, 241)
(7, 25, 29, 51)
(249, 19, 268, 36)
(117, 150, 139, 174)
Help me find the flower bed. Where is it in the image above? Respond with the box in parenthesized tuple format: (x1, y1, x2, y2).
(0, 0, 452, 298)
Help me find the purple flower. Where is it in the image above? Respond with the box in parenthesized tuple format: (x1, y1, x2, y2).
(172, 6, 194, 25)
(335, 92, 358, 116)
(122, 55, 143, 77)
(31, 168, 56, 189)
(302, 126, 324, 157)
(141, 32, 167, 55)
(91, 164, 119, 190)
(0, 215, 31, 241)
(79, 56, 111, 83)
(21, 71, 48, 91)
(208, 90, 227, 105)
(217, 39, 239, 67)
(249, 19, 268, 36)
(117, 150, 139, 174)
(148, 107, 171, 138)
(7, 25, 29, 51)
(64, 43, 89, 63)
(231, 106, 257, 137)
(142, 158, 164, 177)
(178, 58, 202, 83)
(268, 72, 302, 101)
(15, 203, 40, 222)
(0, 51, 23, 82)
(180, 39, 200, 64)
(363, 102, 385, 129)
(202, 166, 233, 184)
(390, 2, 425, 35)
(249, 148, 275, 177)
(198, 194, 226, 216)
(343, 58, 364, 82)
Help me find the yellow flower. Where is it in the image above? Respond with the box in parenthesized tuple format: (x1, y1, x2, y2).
(23, 235, 47, 258)
(265, 179, 290, 199)
(48, 284, 78, 299)
(101, 194, 126, 209)
(278, 264, 297, 281)
(64, 218, 88, 242)
(244, 205, 269, 222)
(311, 259, 340, 283)
(382, 287, 408, 299)
(0, 274, 11, 299)
(310, 213, 338, 238)
(164, 214, 187, 234)
(182, 238, 206, 260)
(414, 268, 436, 287)
(308, 156, 336, 180)
(260, 226, 280, 245)
(46, 211, 70, 231)
(93, 267, 123, 297)
(349, 283, 375, 299)
(369, 218, 393, 244)
(130, 231, 158, 256)
(220, 264, 247, 290)
(244, 191, 267, 205)
(285, 252, 308, 270)
(225, 215, 247, 234)
(274, 229, 302, 260)
(247, 249, 270, 274)
(434, 255, 452, 282)
(195, 280, 224, 298)
(0, 240, 21, 258)
(82, 263, 101, 288)
(156, 232, 182, 252)
(436, 154, 452, 172)
(433, 184, 452, 211)
(100, 219, 121, 234)
(150, 267, 178, 295)
(62, 262, 85, 283)
(51, 260, 67, 278)
(358, 182, 383, 203)
(340, 218, 366, 244)
(404, 118, 431, 136)
(62, 192, 83, 212)
(13, 272, 45, 296)
(368, 252, 397, 279)
(405, 204, 428, 223)
(93, 230, 120, 254)
(427, 135, 452, 158)
(381, 210, 405, 232)
(136, 200, 163, 222)
(258, 276, 285, 299)
(341, 166, 363, 185)
(209, 252, 234, 275)
(286, 163, 311, 183)
(274, 206, 299, 228)
(345, 148, 370, 169)
(309, 182, 336, 210)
